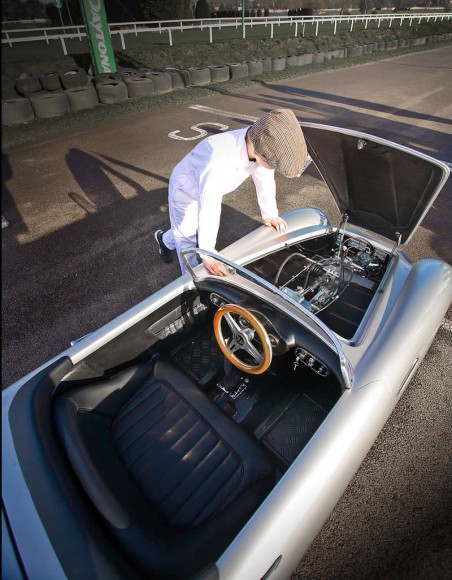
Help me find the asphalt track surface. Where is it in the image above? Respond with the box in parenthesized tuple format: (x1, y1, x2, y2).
(2, 46, 452, 579)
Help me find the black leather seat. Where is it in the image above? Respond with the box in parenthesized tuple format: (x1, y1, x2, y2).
(54, 360, 275, 578)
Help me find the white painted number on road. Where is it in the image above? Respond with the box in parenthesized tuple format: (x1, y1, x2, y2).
(168, 122, 229, 141)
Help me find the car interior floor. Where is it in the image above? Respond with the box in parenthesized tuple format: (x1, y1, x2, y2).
(166, 316, 343, 475)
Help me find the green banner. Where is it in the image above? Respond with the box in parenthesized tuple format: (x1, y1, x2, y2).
(80, 0, 117, 74)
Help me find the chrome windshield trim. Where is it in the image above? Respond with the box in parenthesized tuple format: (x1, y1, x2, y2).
(182, 248, 353, 389)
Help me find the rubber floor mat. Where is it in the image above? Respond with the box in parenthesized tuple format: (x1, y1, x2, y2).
(173, 331, 224, 386)
(262, 393, 327, 466)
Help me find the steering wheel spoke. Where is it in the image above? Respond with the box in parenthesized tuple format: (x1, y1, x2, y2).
(214, 304, 272, 375)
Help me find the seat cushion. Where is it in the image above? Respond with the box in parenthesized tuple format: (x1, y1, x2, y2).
(54, 360, 275, 578)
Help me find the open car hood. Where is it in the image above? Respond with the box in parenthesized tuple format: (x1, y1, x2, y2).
(301, 123, 450, 244)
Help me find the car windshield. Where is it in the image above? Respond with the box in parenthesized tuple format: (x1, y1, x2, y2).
(182, 248, 354, 389)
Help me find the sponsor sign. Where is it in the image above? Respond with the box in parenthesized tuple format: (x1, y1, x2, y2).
(80, 0, 117, 74)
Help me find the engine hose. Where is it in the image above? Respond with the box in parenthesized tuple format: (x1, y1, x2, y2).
(274, 253, 304, 286)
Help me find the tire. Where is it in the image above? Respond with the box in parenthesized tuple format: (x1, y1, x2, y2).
(300, 53, 313, 65)
(65, 84, 99, 111)
(165, 69, 190, 89)
(140, 71, 172, 93)
(286, 55, 299, 67)
(125, 76, 154, 98)
(118, 67, 139, 81)
(40, 72, 62, 91)
(2, 97, 34, 125)
(30, 92, 70, 118)
(209, 65, 230, 82)
(271, 57, 286, 71)
(313, 52, 325, 63)
(95, 80, 128, 104)
(187, 67, 211, 86)
(14, 74, 42, 96)
(228, 62, 249, 79)
(261, 59, 272, 72)
(93, 73, 122, 86)
(245, 60, 263, 76)
(60, 68, 88, 89)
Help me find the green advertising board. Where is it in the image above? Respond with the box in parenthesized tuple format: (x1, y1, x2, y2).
(80, 0, 117, 74)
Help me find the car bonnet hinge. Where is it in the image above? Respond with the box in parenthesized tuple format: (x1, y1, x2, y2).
(390, 231, 402, 259)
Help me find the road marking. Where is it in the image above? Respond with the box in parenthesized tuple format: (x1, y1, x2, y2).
(189, 104, 259, 123)
(168, 122, 229, 141)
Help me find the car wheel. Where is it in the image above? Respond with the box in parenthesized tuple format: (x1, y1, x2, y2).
(124, 76, 154, 98)
(60, 68, 88, 89)
(30, 92, 70, 118)
(65, 84, 99, 111)
(39, 72, 62, 91)
(2, 97, 34, 125)
(14, 74, 42, 96)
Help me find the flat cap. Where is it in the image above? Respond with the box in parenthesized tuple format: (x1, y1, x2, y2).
(249, 108, 307, 178)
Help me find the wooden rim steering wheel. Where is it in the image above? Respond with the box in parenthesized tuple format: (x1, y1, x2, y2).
(213, 304, 272, 375)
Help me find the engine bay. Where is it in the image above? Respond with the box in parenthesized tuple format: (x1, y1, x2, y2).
(246, 232, 390, 340)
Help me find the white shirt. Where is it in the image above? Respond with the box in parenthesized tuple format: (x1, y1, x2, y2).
(169, 127, 278, 252)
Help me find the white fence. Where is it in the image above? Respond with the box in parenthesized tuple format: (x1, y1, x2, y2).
(2, 13, 451, 55)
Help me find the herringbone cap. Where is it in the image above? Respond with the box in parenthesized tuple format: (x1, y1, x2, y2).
(249, 108, 307, 178)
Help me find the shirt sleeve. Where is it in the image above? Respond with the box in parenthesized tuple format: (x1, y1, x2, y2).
(251, 166, 278, 220)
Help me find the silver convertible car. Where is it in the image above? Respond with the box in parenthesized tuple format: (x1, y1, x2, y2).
(2, 124, 451, 580)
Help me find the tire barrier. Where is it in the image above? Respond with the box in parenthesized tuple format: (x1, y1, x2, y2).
(245, 60, 263, 76)
(261, 58, 272, 72)
(300, 53, 313, 65)
(124, 75, 154, 98)
(118, 67, 139, 80)
(5, 33, 450, 127)
(30, 91, 70, 118)
(165, 69, 190, 89)
(313, 51, 325, 63)
(139, 71, 172, 93)
(271, 57, 286, 71)
(228, 62, 249, 79)
(187, 67, 211, 86)
(40, 72, 62, 91)
(209, 65, 230, 82)
(14, 74, 42, 97)
(2, 97, 34, 125)
(286, 55, 300, 67)
(96, 80, 128, 104)
(93, 73, 122, 86)
(65, 84, 99, 111)
(60, 68, 89, 90)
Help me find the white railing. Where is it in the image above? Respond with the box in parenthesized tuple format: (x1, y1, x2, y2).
(2, 13, 451, 54)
